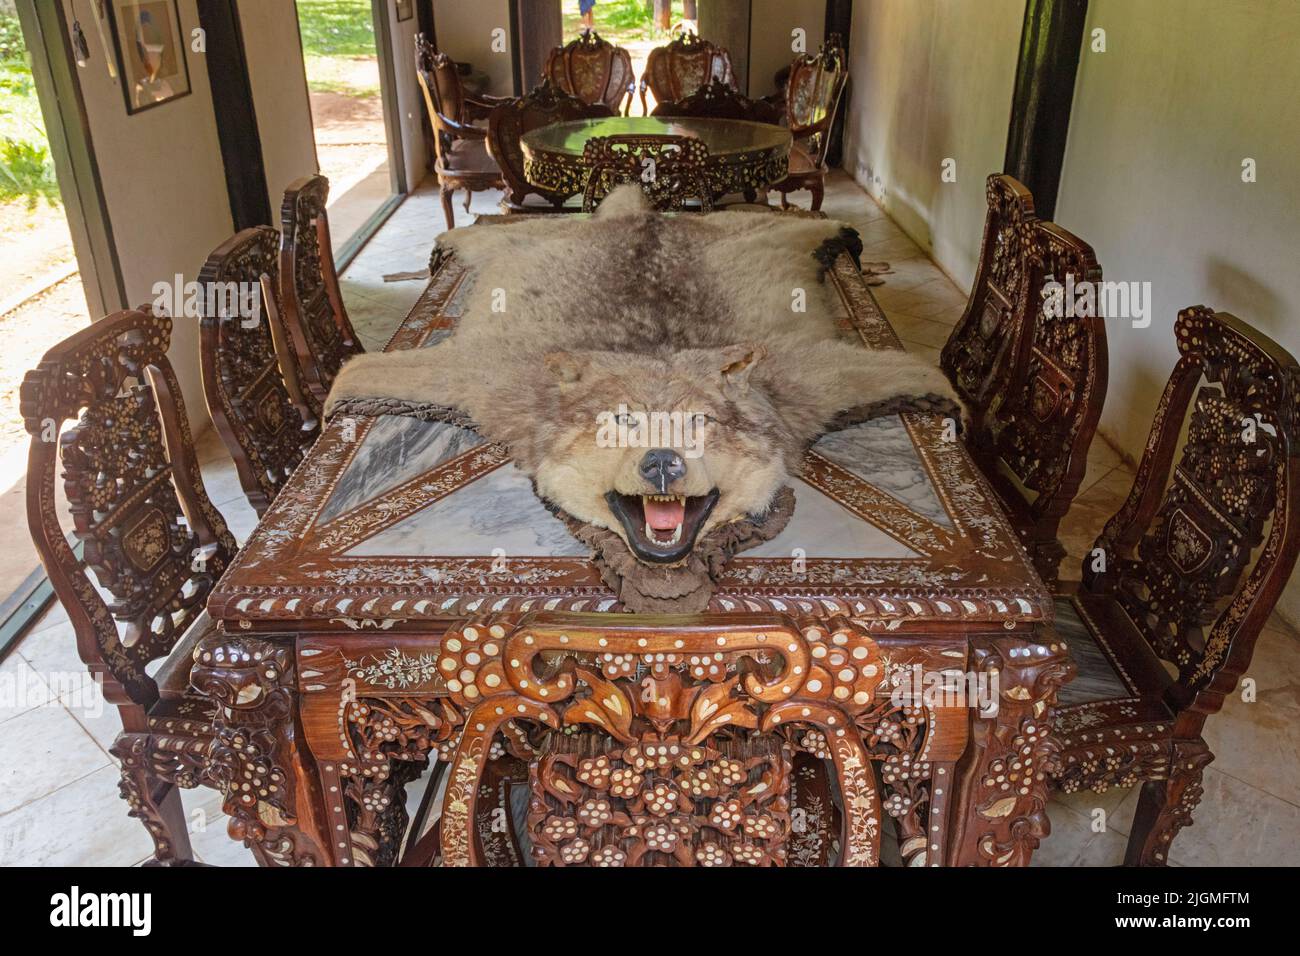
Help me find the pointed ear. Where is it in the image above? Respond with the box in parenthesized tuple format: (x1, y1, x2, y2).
(544, 351, 588, 384)
(718, 344, 767, 394)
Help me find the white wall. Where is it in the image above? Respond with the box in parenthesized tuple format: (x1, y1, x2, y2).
(841, 0, 1023, 291)
(64, 0, 233, 422)
(434, 0, 514, 95)
(747, 0, 823, 98)
(237, 0, 319, 210)
(1055, 0, 1300, 619)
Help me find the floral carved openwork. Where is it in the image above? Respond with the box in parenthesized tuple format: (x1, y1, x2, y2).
(435, 613, 886, 866)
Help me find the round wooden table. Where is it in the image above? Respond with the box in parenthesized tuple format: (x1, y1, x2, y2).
(521, 116, 792, 199)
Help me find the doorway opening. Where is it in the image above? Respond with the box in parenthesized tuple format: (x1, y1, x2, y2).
(296, 0, 400, 250)
(0, 5, 94, 609)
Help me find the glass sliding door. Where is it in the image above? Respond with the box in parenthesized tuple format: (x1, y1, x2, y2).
(296, 0, 403, 252)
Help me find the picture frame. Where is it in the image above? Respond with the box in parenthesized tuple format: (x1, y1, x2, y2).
(395, 0, 415, 23)
(105, 0, 192, 115)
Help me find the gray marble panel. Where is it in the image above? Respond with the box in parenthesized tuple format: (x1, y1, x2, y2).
(318, 417, 485, 524)
(744, 479, 921, 560)
(345, 463, 588, 557)
(812, 417, 952, 527)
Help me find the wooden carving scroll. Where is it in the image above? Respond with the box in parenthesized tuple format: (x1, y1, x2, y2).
(20, 309, 236, 709)
(436, 612, 883, 866)
(581, 134, 713, 212)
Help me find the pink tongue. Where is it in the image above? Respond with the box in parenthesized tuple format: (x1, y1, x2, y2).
(644, 498, 685, 531)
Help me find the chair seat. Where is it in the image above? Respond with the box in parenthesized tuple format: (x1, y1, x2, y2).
(785, 144, 822, 176)
(1053, 593, 1173, 708)
(440, 138, 500, 175)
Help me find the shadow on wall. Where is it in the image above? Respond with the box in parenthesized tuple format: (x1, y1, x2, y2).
(1205, 259, 1286, 338)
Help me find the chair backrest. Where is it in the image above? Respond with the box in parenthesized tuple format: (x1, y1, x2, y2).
(543, 31, 634, 115)
(640, 31, 734, 114)
(199, 226, 321, 517)
(581, 134, 713, 213)
(651, 76, 782, 124)
(488, 79, 614, 208)
(415, 33, 469, 166)
(983, 219, 1106, 566)
(21, 310, 237, 710)
(279, 174, 363, 407)
(1083, 307, 1300, 715)
(941, 174, 1038, 417)
(784, 34, 848, 166)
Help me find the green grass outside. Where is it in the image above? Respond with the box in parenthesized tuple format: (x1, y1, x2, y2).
(297, 0, 380, 99)
(0, 12, 59, 207)
(560, 0, 687, 44)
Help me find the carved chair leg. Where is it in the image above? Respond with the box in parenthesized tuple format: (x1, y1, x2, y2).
(463, 188, 472, 213)
(111, 734, 196, 865)
(1123, 739, 1213, 866)
(809, 178, 825, 211)
(440, 184, 456, 231)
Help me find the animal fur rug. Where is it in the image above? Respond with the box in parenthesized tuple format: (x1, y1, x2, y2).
(328, 186, 960, 611)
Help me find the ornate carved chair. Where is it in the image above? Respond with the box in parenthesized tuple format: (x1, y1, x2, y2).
(581, 134, 713, 212)
(432, 613, 887, 866)
(651, 76, 783, 124)
(639, 30, 735, 115)
(771, 36, 848, 211)
(200, 226, 321, 517)
(21, 309, 238, 865)
(941, 174, 1107, 584)
(415, 34, 508, 229)
(543, 31, 634, 115)
(941, 176, 1038, 417)
(279, 175, 365, 411)
(1050, 306, 1300, 865)
(487, 79, 614, 212)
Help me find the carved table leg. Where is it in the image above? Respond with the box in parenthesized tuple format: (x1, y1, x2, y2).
(949, 633, 1075, 866)
(191, 631, 330, 866)
(1123, 737, 1213, 866)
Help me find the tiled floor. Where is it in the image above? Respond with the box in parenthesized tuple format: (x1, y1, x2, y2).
(1, 171, 1296, 866)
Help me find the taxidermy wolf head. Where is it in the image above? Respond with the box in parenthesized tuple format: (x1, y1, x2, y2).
(327, 187, 959, 594)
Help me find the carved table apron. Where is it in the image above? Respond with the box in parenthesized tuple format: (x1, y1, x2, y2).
(200, 235, 1069, 867)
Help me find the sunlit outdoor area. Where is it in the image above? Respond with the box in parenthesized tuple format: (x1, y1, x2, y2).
(297, 0, 391, 244)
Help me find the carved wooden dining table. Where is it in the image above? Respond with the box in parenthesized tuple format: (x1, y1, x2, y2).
(197, 222, 1072, 867)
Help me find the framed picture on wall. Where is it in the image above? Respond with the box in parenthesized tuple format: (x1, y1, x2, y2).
(395, 0, 415, 23)
(106, 0, 192, 115)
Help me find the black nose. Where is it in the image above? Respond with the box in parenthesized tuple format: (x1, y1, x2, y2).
(639, 448, 686, 492)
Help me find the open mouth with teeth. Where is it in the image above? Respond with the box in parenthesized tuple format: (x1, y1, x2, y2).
(604, 489, 721, 564)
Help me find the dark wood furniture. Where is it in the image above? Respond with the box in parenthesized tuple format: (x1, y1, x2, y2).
(542, 31, 634, 115)
(521, 116, 790, 204)
(487, 80, 613, 212)
(414, 34, 507, 229)
(651, 76, 782, 124)
(581, 134, 713, 212)
(197, 240, 1069, 867)
(21, 309, 237, 865)
(279, 175, 365, 411)
(1051, 306, 1300, 865)
(771, 36, 849, 211)
(199, 226, 321, 516)
(941, 173, 1107, 584)
(638, 30, 735, 116)
(434, 613, 887, 866)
